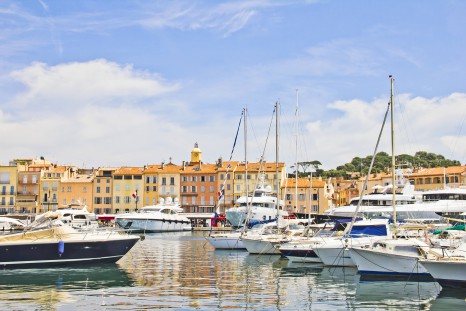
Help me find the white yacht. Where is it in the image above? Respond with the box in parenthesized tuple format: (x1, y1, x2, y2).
(114, 197, 192, 233)
(225, 179, 287, 228)
(326, 186, 466, 221)
(36, 203, 99, 230)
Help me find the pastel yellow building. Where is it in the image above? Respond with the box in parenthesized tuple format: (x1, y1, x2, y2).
(0, 165, 18, 214)
(282, 177, 327, 215)
(39, 165, 74, 213)
(92, 168, 117, 214)
(112, 167, 144, 213)
(60, 168, 95, 209)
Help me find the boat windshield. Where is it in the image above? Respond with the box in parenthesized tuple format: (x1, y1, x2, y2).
(140, 207, 162, 213)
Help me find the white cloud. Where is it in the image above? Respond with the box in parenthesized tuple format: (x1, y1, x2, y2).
(9, 60, 178, 113)
(301, 93, 466, 169)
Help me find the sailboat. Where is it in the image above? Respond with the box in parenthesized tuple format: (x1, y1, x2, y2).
(240, 101, 295, 255)
(346, 76, 438, 278)
(206, 109, 246, 250)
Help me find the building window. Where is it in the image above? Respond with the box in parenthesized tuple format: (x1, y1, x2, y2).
(67, 186, 71, 192)
(83, 186, 87, 193)
(32, 175, 37, 183)
(209, 176, 215, 182)
(182, 186, 188, 192)
(191, 176, 196, 182)
(182, 176, 188, 182)
(162, 177, 167, 185)
(104, 197, 112, 204)
(201, 186, 205, 193)
(191, 186, 197, 192)
(170, 177, 175, 185)
(106, 187, 110, 193)
(97, 187, 101, 193)
(201, 176, 206, 182)
(115, 183, 120, 191)
(115, 196, 120, 204)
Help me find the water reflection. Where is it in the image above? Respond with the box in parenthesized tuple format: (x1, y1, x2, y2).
(0, 265, 132, 310)
(0, 231, 463, 310)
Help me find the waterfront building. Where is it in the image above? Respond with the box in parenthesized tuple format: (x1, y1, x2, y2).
(16, 161, 42, 214)
(408, 166, 466, 191)
(38, 165, 75, 213)
(282, 177, 326, 215)
(93, 168, 117, 214)
(180, 162, 218, 214)
(179, 143, 218, 214)
(112, 167, 144, 213)
(60, 168, 95, 208)
(232, 161, 286, 203)
(153, 161, 182, 204)
(216, 159, 240, 213)
(0, 164, 18, 214)
(141, 164, 160, 207)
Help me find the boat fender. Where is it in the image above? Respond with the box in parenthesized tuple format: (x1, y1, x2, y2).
(58, 240, 65, 256)
(140, 235, 146, 241)
(174, 220, 177, 224)
(162, 219, 165, 223)
(168, 220, 172, 224)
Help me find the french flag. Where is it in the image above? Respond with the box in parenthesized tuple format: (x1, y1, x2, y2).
(217, 188, 224, 199)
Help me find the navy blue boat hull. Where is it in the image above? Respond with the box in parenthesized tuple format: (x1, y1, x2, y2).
(0, 237, 139, 269)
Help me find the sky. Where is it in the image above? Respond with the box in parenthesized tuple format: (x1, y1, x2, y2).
(1, 0, 466, 172)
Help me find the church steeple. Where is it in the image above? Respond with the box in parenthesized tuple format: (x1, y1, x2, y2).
(191, 142, 202, 163)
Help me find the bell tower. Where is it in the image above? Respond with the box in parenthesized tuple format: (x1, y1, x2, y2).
(191, 142, 202, 163)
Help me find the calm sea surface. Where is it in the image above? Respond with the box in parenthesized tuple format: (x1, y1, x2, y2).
(0, 231, 464, 310)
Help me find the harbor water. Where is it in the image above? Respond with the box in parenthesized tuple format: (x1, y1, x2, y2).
(0, 231, 464, 310)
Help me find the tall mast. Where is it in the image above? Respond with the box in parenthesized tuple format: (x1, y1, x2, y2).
(276, 100, 280, 219)
(295, 90, 299, 214)
(244, 107, 248, 205)
(390, 76, 397, 237)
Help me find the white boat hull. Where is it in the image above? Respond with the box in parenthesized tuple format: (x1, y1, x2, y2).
(420, 259, 466, 288)
(226, 207, 288, 228)
(206, 233, 245, 249)
(115, 217, 191, 233)
(241, 236, 282, 255)
(348, 247, 431, 278)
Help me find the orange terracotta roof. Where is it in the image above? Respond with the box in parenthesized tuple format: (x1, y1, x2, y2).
(143, 163, 182, 174)
(410, 166, 466, 177)
(62, 174, 95, 183)
(113, 166, 144, 175)
(181, 163, 218, 174)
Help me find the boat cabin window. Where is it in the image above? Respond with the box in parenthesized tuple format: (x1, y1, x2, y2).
(74, 215, 87, 220)
(423, 193, 466, 201)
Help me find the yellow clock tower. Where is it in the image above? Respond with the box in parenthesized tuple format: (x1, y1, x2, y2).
(191, 142, 202, 163)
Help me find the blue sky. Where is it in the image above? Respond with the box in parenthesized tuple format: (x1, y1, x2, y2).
(1, 0, 465, 171)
